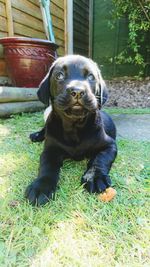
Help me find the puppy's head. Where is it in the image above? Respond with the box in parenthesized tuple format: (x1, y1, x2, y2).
(38, 55, 108, 119)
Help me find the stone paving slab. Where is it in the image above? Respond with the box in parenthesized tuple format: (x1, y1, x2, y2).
(112, 114, 150, 141)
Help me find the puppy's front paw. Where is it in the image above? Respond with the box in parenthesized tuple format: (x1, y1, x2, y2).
(81, 166, 111, 193)
(81, 167, 96, 193)
(25, 178, 54, 206)
(29, 131, 44, 142)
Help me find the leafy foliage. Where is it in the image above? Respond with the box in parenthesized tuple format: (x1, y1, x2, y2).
(112, 0, 150, 76)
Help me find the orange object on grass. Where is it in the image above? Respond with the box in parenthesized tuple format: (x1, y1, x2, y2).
(98, 187, 117, 202)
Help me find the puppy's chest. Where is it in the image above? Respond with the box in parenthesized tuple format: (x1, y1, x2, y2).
(49, 128, 102, 160)
(63, 127, 83, 144)
(67, 141, 98, 160)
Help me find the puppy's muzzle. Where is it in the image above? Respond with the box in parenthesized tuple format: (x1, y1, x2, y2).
(66, 86, 85, 100)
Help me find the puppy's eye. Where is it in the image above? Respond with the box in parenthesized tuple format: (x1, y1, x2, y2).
(87, 74, 95, 81)
(56, 72, 65, 81)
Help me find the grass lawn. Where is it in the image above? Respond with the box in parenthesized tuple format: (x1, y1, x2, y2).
(104, 107, 150, 114)
(0, 111, 149, 267)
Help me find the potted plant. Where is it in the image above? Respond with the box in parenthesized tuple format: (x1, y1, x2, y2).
(0, 37, 58, 87)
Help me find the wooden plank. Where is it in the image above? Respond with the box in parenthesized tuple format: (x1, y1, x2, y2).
(51, 15, 64, 31)
(14, 22, 46, 39)
(53, 27, 64, 41)
(73, 13, 89, 28)
(74, 30, 89, 40)
(51, 2, 64, 20)
(12, 7, 44, 32)
(73, 1, 89, 14)
(28, 0, 40, 7)
(74, 39, 89, 50)
(0, 32, 7, 63)
(64, 0, 68, 54)
(51, 0, 64, 10)
(0, 87, 38, 103)
(0, 2, 6, 17)
(80, 0, 89, 8)
(73, 40, 89, 51)
(0, 101, 45, 117)
(0, 60, 7, 76)
(5, 0, 14, 36)
(73, 45, 88, 56)
(55, 38, 64, 47)
(74, 21, 89, 36)
(74, 47, 88, 55)
(89, 0, 93, 57)
(73, 0, 89, 56)
(64, 0, 67, 54)
(73, 4, 89, 21)
(73, 0, 89, 13)
(57, 46, 64, 56)
(11, 0, 42, 20)
(0, 17, 7, 32)
(56, 45, 64, 54)
(73, 47, 88, 56)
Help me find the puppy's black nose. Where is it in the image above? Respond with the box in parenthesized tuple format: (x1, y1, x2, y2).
(67, 87, 85, 99)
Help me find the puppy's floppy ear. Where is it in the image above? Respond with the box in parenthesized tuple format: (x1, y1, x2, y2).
(37, 62, 55, 106)
(95, 64, 108, 107)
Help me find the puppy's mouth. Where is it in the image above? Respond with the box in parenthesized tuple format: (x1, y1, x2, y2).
(64, 103, 88, 118)
(54, 95, 98, 119)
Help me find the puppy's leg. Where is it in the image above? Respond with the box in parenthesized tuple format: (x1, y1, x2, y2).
(25, 149, 63, 206)
(29, 106, 52, 142)
(81, 141, 117, 193)
(29, 127, 45, 142)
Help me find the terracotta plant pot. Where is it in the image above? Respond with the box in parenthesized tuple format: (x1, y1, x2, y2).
(0, 37, 58, 87)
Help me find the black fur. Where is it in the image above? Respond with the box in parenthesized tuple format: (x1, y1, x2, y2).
(26, 55, 117, 206)
(30, 128, 45, 143)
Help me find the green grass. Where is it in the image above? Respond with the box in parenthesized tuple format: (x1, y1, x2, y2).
(0, 112, 150, 267)
(104, 107, 150, 114)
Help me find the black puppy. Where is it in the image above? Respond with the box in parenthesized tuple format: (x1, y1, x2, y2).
(26, 55, 117, 206)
